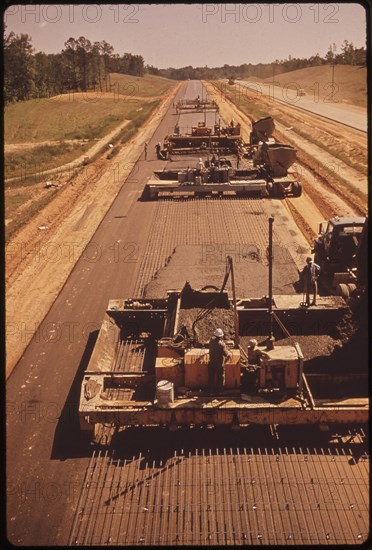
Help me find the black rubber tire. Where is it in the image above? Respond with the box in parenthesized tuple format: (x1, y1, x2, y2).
(292, 181, 302, 197)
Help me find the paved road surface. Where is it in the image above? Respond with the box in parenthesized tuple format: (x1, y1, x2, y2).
(238, 80, 367, 132)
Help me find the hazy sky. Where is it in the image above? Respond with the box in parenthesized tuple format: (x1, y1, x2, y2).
(4, 3, 367, 68)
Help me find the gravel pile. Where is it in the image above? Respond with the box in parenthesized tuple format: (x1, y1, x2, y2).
(178, 306, 235, 344)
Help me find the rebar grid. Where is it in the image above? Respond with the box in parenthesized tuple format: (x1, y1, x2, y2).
(68, 443, 369, 546)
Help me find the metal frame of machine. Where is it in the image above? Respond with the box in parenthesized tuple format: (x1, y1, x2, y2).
(175, 98, 219, 114)
(79, 288, 367, 440)
(79, 220, 367, 442)
(147, 118, 302, 200)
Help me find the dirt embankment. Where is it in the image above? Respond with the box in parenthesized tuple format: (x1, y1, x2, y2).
(206, 81, 367, 243)
(6, 83, 181, 378)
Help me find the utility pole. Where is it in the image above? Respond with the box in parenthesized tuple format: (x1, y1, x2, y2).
(331, 62, 335, 101)
(330, 43, 336, 102)
(267, 216, 275, 350)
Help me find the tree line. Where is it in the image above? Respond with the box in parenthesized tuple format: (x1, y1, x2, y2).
(4, 30, 366, 103)
(4, 30, 145, 103)
(158, 40, 366, 81)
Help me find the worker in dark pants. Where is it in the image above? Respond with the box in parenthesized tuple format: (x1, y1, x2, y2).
(155, 142, 162, 159)
(302, 256, 320, 306)
(208, 328, 231, 394)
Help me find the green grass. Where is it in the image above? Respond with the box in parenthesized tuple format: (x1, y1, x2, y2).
(4, 75, 172, 185)
(109, 73, 175, 97)
(5, 97, 162, 240)
(4, 96, 147, 143)
(5, 142, 91, 181)
(4, 97, 161, 184)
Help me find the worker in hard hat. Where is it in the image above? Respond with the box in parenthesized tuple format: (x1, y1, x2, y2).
(208, 328, 232, 394)
(302, 256, 320, 306)
(247, 339, 260, 365)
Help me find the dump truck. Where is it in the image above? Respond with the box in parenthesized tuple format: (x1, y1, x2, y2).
(313, 216, 367, 298)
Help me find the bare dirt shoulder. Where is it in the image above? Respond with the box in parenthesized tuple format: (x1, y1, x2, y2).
(206, 81, 367, 243)
(6, 83, 181, 377)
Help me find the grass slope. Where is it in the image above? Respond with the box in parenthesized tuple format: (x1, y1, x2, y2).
(5, 74, 174, 144)
(261, 65, 366, 108)
(5, 73, 175, 238)
(109, 73, 174, 97)
(4, 73, 175, 180)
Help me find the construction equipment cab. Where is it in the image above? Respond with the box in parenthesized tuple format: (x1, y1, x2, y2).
(314, 216, 366, 274)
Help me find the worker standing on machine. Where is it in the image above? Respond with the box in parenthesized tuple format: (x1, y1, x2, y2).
(247, 339, 261, 365)
(302, 256, 320, 306)
(208, 328, 231, 394)
(196, 157, 206, 181)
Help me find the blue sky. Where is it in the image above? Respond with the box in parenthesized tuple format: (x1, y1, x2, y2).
(4, 3, 367, 68)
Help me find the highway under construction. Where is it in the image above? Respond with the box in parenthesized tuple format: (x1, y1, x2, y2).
(6, 80, 368, 546)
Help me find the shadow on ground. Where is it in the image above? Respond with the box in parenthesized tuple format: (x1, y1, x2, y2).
(50, 330, 99, 460)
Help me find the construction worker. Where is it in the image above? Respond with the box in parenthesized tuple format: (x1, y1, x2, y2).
(144, 142, 148, 160)
(196, 158, 205, 170)
(302, 256, 320, 306)
(247, 339, 260, 365)
(174, 123, 180, 135)
(155, 142, 162, 159)
(208, 328, 231, 394)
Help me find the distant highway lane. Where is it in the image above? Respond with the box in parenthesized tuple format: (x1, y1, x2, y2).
(238, 80, 367, 133)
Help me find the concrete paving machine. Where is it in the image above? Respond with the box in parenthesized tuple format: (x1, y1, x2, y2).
(175, 97, 219, 114)
(148, 117, 301, 199)
(158, 121, 246, 157)
(313, 216, 367, 298)
(145, 141, 301, 199)
(79, 220, 365, 445)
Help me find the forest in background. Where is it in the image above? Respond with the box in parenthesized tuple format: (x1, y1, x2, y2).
(4, 28, 366, 103)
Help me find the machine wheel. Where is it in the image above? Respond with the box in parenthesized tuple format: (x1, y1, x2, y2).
(201, 285, 219, 291)
(337, 283, 350, 299)
(292, 181, 302, 197)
